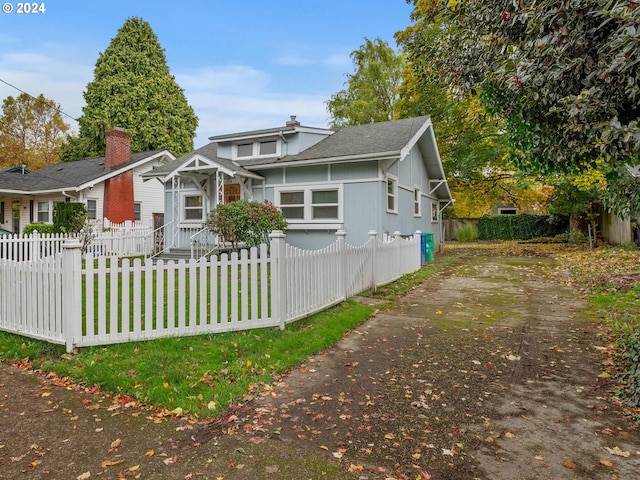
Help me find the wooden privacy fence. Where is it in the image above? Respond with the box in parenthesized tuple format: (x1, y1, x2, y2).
(0, 230, 421, 352)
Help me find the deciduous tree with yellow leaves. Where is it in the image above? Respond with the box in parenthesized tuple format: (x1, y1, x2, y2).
(0, 93, 70, 170)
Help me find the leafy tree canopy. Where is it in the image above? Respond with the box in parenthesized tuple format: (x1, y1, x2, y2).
(59, 17, 198, 161)
(402, 0, 640, 218)
(396, 8, 544, 218)
(326, 37, 403, 128)
(0, 93, 70, 170)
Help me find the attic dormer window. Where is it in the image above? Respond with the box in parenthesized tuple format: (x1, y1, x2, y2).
(233, 139, 280, 159)
(237, 143, 253, 157)
(259, 140, 277, 155)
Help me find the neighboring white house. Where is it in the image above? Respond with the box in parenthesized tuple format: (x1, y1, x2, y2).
(0, 128, 175, 233)
(144, 115, 453, 251)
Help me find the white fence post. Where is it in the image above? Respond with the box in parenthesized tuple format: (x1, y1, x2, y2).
(62, 240, 83, 353)
(269, 230, 287, 330)
(32, 231, 40, 261)
(394, 231, 403, 281)
(368, 230, 377, 291)
(335, 230, 347, 300)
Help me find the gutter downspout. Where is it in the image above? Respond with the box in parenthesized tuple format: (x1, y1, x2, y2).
(438, 199, 454, 252)
(61, 191, 77, 200)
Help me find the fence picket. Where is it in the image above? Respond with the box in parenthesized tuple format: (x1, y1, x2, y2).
(0, 230, 421, 352)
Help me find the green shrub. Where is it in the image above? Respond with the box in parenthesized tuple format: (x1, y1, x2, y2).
(616, 323, 640, 407)
(454, 223, 479, 242)
(53, 202, 87, 234)
(207, 200, 288, 249)
(23, 223, 56, 235)
(555, 230, 588, 245)
(477, 213, 568, 241)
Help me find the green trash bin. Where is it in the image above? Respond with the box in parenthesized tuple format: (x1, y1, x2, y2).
(421, 232, 435, 262)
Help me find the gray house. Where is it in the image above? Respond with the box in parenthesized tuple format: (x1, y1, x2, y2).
(144, 116, 453, 250)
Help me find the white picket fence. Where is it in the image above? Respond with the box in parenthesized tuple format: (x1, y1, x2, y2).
(0, 230, 421, 352)
(0, 222, 155, 260)
(0, 232, 68, 261)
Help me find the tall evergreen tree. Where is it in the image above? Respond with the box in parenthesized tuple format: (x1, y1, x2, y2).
(59, 17, 198, 161)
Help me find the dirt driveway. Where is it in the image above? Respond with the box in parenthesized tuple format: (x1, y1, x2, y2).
(1, 249, 639, 479)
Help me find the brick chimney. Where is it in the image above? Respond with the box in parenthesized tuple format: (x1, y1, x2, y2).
(105, 127, 132, 169)
(103, 128, 135, 224)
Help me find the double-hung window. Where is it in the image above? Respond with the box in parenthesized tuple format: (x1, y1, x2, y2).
(86, 199, 97, 219)
(386, 175, 398, 213)
(431, 202, 438, 222)
(414, 188, 421, 217)
(311, 189, 339, 219)
(37, 201, 50, 222)
(183, 194, 203, 222)
(280, 191, 305, 219)
(277, 186, 342, 225)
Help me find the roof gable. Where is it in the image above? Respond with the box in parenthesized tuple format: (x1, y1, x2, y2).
(243, 116, 432, 167)
(143, 143, 263, 181)
(0, 150, 174, 194)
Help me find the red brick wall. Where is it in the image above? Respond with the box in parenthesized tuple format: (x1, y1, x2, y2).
(103, 128, 135, 223)
(103, 170, 135, 223)
(105, 128, 131, 169)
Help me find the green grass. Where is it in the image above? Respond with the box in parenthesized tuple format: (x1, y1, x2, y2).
(0, 256, 453, 417)
(454, 223, 479, 242)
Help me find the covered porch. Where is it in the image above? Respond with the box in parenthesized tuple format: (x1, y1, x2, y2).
(148, 151, 264, 258)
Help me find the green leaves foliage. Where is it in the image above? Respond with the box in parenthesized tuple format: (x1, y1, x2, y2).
(477, 213, 568, 241)
(60, 17, 198, 161)
(402, 0, 640, 219)
(206, 200, 287, 249)
(0, 93, 70, 169)
(53, 202, 87, 234)
(326, 37, 403, 128)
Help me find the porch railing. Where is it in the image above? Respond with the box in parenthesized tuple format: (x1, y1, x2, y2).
(190, 226, 219, 259)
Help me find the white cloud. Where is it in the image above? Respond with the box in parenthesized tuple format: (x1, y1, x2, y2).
(0, 49, 331, 149)
(0, 43, 93, 128)
(185, 90, 330, 146)
(176, 66, 270, 93)
(176, 66, 331, 145)
(275, 51, 351, 68)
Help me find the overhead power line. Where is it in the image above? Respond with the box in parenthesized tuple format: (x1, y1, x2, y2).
(0, 77, 80, 123)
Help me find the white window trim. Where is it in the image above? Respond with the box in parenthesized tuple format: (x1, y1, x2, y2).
(414, 187, 422, 217)
(386, 174, 398, 214)
(86, 198, 98, 220)
(233, 138, 281, 160)
(181, 192, 205, 224)
(431, 201, 438, 223)
(37, 201, 50, 223)
(134, 202, 142, 221)
(275, 184, 343, 227)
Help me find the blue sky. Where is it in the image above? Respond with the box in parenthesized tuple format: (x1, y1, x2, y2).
(0, 1, 414, 147)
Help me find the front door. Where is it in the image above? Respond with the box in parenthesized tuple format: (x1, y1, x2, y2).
(224, 184, 241, 203)
(11, 200, 20, 234)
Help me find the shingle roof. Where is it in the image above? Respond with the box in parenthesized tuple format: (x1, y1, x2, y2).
(0, 150, 164, 192)
(241, 116, 431, 167)
(143, 143, 260, 180)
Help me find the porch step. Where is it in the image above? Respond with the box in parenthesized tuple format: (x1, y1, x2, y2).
(157, 247, 193, 260)
(157, 246, 222, 261)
